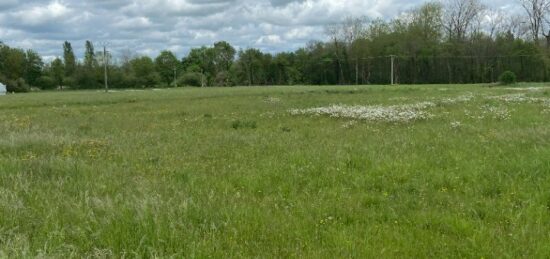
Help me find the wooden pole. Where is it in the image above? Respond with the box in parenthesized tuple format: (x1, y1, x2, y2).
(104, 45, 108, 92)
(390, 55, 395, 85)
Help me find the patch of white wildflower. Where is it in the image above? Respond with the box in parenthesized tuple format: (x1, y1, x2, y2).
(264, 97, 281, 104)
(290, 102, 436, 123)
(450, 121, 462, 129)
(342, 120, 358, 128)
(435, 93, 475, 105)
(486, 93, 546, 103)
(503, 87, 550, 92)
(543, 99, 550, 114)
(480, 105, 511, 120)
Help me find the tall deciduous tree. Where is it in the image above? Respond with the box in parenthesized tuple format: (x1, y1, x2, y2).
(84, 41, 96, 68)
(443, 0, 485, 41)
(51, 58, 64, 89)
(155, 50, 180, 85)
(519, 0, 550, 45)
(25, 49, 43, 86)
(63, 41, 76, 77)
(131, 56, 159, 87)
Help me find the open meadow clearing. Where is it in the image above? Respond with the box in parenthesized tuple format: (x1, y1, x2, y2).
(1, 84, 550, 257)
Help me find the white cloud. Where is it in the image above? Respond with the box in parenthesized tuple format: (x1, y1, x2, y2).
(12, 1, 71, 26)
(256, 34, 284, 45)
(0, 0, 521, 60)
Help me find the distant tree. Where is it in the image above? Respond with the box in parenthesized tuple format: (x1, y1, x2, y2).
(63, 41, 76, 77)
(24, 49, 43, 86)
(155, 50, 180, 86)
(443, 0, 485, 41)
(131, 56, 160, 87)
(519, 0, 550, 46)
(235, 48, 268, 86)
(213, 41, 236, 72)
(0, 45, 26, 80)
(84, 40, 96, 68)
(324, 23, 345, 84)
(71, 41, 98, 89)
(50, 58, 64, 89)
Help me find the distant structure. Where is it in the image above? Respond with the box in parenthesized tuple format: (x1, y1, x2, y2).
(0, 83, 6, 96)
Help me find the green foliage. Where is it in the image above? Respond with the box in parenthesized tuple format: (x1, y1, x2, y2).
(4, 77, 30, 92)
(131, 56, 159, 88)
(24, 50, 43, 86)
(36, 76, 57, 90)
(177, 72, 202, 87)
(231, 119, 257, 129)
(155, 50, 180, 85)
(63, 41, 76, 77)
(3, 0, 550, 90)
(50, 58, 64, 89)
(84, 41, 96, 69)
(499, 71, 517, 85)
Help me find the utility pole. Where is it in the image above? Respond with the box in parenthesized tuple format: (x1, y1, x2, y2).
(390, 55, 395, 85)
(200, 48, 206, 87)
(355, 58, 359, 85)
(174, 67, 177, 87)
(101, 42, 110, 92)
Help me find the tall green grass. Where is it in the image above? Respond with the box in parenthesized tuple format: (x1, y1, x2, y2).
(0, 84, 549, 257)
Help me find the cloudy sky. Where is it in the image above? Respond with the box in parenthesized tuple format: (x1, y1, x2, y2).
(0, 0, 518, 60)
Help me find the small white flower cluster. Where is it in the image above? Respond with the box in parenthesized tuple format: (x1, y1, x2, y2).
(464, 105, 511, 120)
(342, 120, 358, 128)
(481, 105, 511, 120)
(504, 87, 550, 92)
(543, 99, 550, 114)
(487, 93, 550, 115)
(290, 101, 435, 123)
(450, 121, 462, 129)
(486, 93, 545, 103)
(264, 97, 281, 104)
(437, 93, 475, 105)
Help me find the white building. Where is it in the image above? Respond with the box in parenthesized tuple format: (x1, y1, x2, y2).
(0, 83, 6, 95)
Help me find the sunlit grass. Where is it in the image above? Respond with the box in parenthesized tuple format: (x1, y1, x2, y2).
(1, 84, 549, 257)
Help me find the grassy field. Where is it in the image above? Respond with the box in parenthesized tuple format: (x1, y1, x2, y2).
(1, 84, 550, 257)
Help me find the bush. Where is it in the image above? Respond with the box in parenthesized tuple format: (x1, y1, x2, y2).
(231, 120, 257, 129)
(36, 76, 57, 90)
(178, 72, 203, 87)
(214, 71, 232, 87)
(5, 78, 30, 93)
(499, 71, 517, 85)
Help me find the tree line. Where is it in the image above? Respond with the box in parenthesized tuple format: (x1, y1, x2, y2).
(2, 0, 550, 91)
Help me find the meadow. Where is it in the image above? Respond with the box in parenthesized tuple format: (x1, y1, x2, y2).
(0, 84, 549, 258)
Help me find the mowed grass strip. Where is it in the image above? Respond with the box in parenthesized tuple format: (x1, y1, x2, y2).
(0, 84, 550, 257)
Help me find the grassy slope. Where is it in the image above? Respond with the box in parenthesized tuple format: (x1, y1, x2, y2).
(0, 84, 549, 257)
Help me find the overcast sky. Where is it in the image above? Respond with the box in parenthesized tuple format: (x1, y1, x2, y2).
(0, 0, 519, 60)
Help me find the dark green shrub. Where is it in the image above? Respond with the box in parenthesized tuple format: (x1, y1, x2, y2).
(499, 71, 517, 85)
(36, 76, 57, 90)
(231, 120, 257, 129)
(6, 78, 30, 92)
(178, 72, 203, 87)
